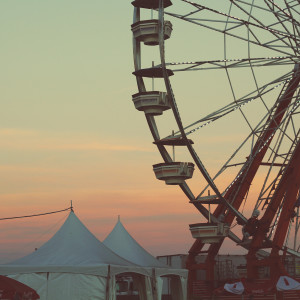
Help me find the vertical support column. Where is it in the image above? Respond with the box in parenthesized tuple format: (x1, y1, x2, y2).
(247, 140, 300, 279)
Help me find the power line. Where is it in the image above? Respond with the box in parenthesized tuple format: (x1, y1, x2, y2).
(0, 207, 71, 221)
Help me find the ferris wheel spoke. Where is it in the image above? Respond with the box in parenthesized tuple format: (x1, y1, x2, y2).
(257, 127, 300, 209)
(233, 0, 300, 42)
(256, 126, 300, 211)
(190, 90, 299, 204)
(162, 56, 299, 72)
(157, 1, 252, 223)
(258, 131, 300, 218)
(184, 0, 298, 49)
(231, 0, 298, 52)
(266, 0, 300, 46)
(164, 11, 294, 56)
(233, 0, 278, 14)
(289, 1, 300, 16)
(260, 97, 300, 145)
(268, 106, 300, 161)
(290, 109, 299, 137)
(233, 0, 300, 28)
(234, 0, 300, 18)
(219, 74, 300, 220)
(281, 0, 300, 16)
(165, 71, 293, 139)
(181, 0, 294, 37)
(267, 0, 300, 26)
(163, 0, 300, 56)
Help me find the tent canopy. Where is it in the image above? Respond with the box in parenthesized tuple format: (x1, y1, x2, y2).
(103, 217, 166, 268)
(0, 211, 188, 300)
(104, 217, 188, 300)
(0, 211, 148, 276)
(103, 217, 187, 278)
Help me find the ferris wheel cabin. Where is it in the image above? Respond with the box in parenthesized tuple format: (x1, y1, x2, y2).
(189, 222, 230, 244)
(132, 91, 170, 115)
(153, 162, 194, 185)
(131, 19, 172, 46)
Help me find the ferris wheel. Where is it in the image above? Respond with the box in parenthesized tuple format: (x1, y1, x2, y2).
(131, 0, 300, 284)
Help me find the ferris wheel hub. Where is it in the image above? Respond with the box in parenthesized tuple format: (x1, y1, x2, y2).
(131, 20, 172, 46)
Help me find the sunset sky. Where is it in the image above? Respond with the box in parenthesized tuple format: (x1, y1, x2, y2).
(0, 1, 292, 263)
(0, 0, 202, 263)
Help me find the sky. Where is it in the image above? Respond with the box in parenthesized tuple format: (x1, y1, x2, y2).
(0, 0, 206, 263)
(0, 1, 295, 263)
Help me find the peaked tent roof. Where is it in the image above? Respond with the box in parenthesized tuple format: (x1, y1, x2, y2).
(103, 218, 167, 268)
(0, 211, 148, 276)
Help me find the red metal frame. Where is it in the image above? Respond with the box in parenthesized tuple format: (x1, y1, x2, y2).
(187, 70, 300, 288)
(247, 140, 300, 279)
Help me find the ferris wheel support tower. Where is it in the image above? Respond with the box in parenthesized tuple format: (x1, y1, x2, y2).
(187, 65, 300, 283)
(247, 139, 300, 279)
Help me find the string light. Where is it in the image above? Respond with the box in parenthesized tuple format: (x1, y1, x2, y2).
(168, 56, 296, 66)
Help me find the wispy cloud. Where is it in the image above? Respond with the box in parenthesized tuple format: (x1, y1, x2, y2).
(0, 128, 37, 136)
(50, 142, 152, 152)
(0, 128, 153, 152)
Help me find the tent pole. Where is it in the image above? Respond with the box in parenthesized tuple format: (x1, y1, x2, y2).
(46, 272, 49, 300)
(152, 268, 158, 300)
(106, 265, 111, 300)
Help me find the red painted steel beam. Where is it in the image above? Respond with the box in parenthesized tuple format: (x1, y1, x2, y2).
(247, 140, 300, 278)
(271, 163, 300, 252)
(269, 164, 300, 277)
(205, 70, 300, 281)
(187, 68, 300, 282)
(216, 71, 300, 220)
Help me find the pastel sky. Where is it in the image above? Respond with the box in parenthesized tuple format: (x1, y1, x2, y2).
(0, 1, 292, 263)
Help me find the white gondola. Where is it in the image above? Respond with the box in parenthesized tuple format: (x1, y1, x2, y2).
(132, 91, 170, 115)
(131, 20, 172, 46)
(153, 162, 194, 185)
(189, 222, 230, 244)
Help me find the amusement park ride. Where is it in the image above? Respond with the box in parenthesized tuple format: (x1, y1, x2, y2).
(131, 0, 300, 293)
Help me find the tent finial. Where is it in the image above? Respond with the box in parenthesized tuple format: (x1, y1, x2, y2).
(70, 200, 74, 212)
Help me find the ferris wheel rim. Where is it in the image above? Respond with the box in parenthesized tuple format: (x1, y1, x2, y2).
(132, 0, 300, 258)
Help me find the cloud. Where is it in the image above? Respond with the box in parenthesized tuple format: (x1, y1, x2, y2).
(0, 128, 37, 137)
(0, 128, 153, 152)
(51, 142, 152, 152)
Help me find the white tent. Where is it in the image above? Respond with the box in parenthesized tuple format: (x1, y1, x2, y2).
(0, 211, 152, 300)
(103, 217, 188, 300)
